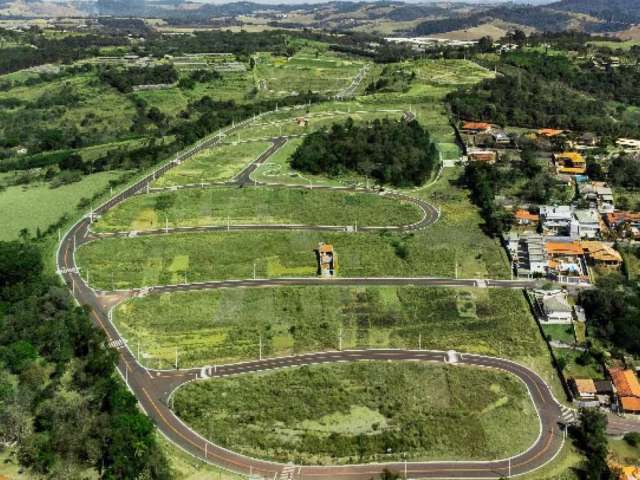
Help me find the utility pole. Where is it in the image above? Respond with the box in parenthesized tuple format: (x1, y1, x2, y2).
(227, 215, 230, 232)
(165, 215, 169, 234)
(58, 228, 61, 242)
(175, 347, 179, 370)
(418, 333, 422, 350)
(86, 269, 90, 286)
(259, 335, 262, 360)
(253, 263, 257, 280)
(338, 328, 342, 351)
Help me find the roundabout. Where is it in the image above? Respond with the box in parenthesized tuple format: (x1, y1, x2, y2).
(56, 110, 566, 479)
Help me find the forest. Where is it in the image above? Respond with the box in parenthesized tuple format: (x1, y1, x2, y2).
(98, 64, 179, 93)
(0, 29, 128, 75)
(0, 239, 169, 478)
(290, 118, 438, 187)
(447, 69, 639, 138)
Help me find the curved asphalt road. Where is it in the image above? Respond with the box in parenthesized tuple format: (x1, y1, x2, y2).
(57, 111, 573, 479)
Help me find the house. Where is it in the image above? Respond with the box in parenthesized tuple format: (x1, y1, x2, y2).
(537, 290, 573, 323)
(574, 209, 601, 239)
(609, 368, 640, 414)
(506, 232, 547, 277)
(617, 138, 640, 152)
(492, 131, 511, 146)
(540, 205, 576, 236)
(468, 149, 497, 163)
(578, 182, 615, 213)
(553, 152, 586, 175)
(570, 378, 597, 401)
(461, 121, 491, 134)
(605, 211, 640, 239)
(317, 243, 336, 277)
(538, 128, 565, 138)
(545, 241, 587, 278)
(580, 241, 623, 269)
(514, 209, 539, 226)
(595, 379, 613, 407)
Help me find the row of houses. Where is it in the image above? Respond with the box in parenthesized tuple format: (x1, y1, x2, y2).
(571, 368, 640, 414)
(506, 231, 621, 281)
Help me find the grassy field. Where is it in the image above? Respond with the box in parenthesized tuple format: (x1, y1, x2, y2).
(173, 362, 539, 464)
(609, 438, 640, 466)
(588, 39, 640, 51)
(93, 187, 423, 233)
(113, 286, 549, 370)
(78, 225, 502, 288)
(0, 171, 124, 241)
(79, 166, 510, 288)
(153, 141, 271, 187)
(253, 49, 366, 98)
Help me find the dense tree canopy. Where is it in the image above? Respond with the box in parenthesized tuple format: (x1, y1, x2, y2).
(291, 118, 438, 187)
(579, 273, 640, 355)
(0, 240, 170, 478)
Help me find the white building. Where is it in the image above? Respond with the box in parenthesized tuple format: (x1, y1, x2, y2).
(574, 209, 601, 239)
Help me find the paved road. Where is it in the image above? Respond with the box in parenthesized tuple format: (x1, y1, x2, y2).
(55, 111, 581, 479)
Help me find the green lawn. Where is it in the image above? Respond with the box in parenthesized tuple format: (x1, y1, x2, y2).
(114, 286, 548, 370)
(556, 349, 604, 380)
(0, 171, 124, 241)
(621, 246, 640, 281)
(93, 187, 423, 233)
(542, 324, 576, 344)
(173, 362, 539, 464)
(153, 141, 270, 187)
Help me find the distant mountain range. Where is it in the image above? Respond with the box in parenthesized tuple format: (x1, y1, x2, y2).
(2, 0, 639, 39)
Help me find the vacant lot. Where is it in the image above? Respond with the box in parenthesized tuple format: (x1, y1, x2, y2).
(93, 187, 423, 233)
(253, 49, 366, 98)
(153, 141, 270, 187)
(173, 362, 539, 464)
(114, 286, 547, 369)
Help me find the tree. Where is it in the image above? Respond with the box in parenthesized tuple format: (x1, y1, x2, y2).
(0, 240, 43, 291)
(571, 409, 613, 480)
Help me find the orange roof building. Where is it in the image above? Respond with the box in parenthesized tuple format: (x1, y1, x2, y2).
(545, 241, 584, 257)
(538, 128, 565, 137)
(461, 121, 491, 133)
(610, 368, 640, 413)
(610, 369, 640, 397)
(606, 211, 640, 227)
(581, 241, 622, 267)
(571, 378, 597, 399)
(515, 209, 540, 224)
